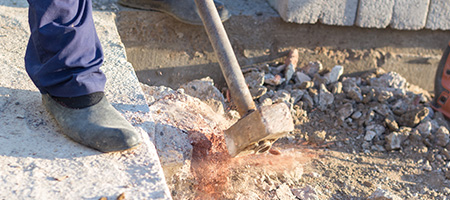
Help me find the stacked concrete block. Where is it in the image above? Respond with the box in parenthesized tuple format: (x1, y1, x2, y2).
(267, 0, 322, 24)
(355, 0, 395, 28)
(319, 0, 359, 26)
(390, 0, 430, 30)
(426, 0, 450, 30)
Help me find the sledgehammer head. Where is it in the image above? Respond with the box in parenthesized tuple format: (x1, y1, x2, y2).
(225, 103, 294, 157)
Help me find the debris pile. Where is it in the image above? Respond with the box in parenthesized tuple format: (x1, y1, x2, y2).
(142, 49, 450, 199)
(241, 50, 450, 164)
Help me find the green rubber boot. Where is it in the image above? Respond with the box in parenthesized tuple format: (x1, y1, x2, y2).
(42, 94, 142, 152)
(118, 0, 230, 25)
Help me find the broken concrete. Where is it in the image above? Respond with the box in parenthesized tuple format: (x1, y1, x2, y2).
(0, 3, 170, 199)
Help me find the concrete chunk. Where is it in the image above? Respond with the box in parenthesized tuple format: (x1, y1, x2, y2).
(0, 5, 171, 199)
(267, 0, 322, 24)
(319, 0, 358, 26)
(426, 0, 450, 30)
(390, 0, 430, 30)
(356, 0, 395, 28)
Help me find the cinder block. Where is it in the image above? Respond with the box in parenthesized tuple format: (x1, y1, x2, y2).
(390, 0, 430, 30)
(355, 0, 395, 28)
(426, 0, 450, 30)
(319, 0, 358, 26)
(267, 0, 322, 24)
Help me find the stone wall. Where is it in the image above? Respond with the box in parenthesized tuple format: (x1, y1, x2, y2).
(267, 0, 450, 30)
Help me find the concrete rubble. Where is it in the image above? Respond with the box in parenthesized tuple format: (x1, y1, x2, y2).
(132, 44, 450, 198)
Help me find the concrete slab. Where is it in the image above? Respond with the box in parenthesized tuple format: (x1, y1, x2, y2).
(355, 0, 395, 29)
(267, 0, 322, 24)
(390, 0, 430, 30)
(0, 4, 171, 200)
(426, 0, 450, 30)
(319, 0, 358, 26)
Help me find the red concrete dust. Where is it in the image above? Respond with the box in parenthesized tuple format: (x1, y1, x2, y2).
(189, 130, 231, 199)
(188, 130, 317, 199)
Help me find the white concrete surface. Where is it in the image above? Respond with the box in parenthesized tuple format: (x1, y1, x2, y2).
(390, 0, 430, 30)
(426, 0, 450, 30)
(355, 0, 395, 28)
(0, 3, 171, 200)
(319, 0, 358, 26)
(267, 0, 450, 30)
(267, 0, 322, 24)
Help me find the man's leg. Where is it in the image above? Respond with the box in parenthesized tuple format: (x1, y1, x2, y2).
(25, 0, 142, 152)
(118, 0, 230, 25)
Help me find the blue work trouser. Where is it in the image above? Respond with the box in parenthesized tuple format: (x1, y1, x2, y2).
(25, 0, 106, 97)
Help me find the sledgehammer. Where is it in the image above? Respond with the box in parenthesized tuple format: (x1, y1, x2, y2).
(194, 0, 294, 157)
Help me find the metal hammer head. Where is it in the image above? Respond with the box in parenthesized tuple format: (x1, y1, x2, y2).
(224, 103, 294, 157)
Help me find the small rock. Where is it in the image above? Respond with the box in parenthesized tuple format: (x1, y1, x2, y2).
(351, 111, 362, 119)
(272, 90, 291, 104)
(179, 77, 226, 114)
(308, 130, 326, 144)
(421, 160, 433, 172)
(265, 74, 284, 86)
(367, 188, 402, 200)
(259, 96, 273, 106)
(324, 65, 344, 84)
(337, 103, 353, 120)
(284, 64, 295, 83)
(309, 88, 320, 105)
(397, 107, 429, 127)
(249, 86, 267, 99)
(416, 120, 432, 137)
(373, 104, 393, 117)
(366, 124, 386, 136)
(331, 82, 343, 94)
(292, 186, 320, 200)
(369, 72, 408, 89)
(244, 71, 265, 88)
(363, 181, 373, 188)
(376, 90, 393, 103)
(442, 149, 450, 160)
(276, 183, 296, 200)
(347, 86, 363, 102)
(295, 71, 311, 84)
(362, 141, 371, 149)
(290, 89, 304, 105)
(313, 74, 328, 86)
(436, 126, 450, 147)
(299, 81, 314, 89)
(318, 84, 334, 109)
(301, 93, 314, 109)
(303, 61, 323, 77)
(385, 132, 402, 150)
(141, 84, 175, 105)
(408, 129, 422, 143)
(384, 115, 399, 131)
(364, 130, 377, 141)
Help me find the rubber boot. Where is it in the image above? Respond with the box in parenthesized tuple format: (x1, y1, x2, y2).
(42, 94, 142, 152)
(118, 0, 230, 25)
(432, 42, 450, 118)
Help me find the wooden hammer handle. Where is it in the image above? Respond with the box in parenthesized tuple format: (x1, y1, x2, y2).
(194, 0, 256, 116)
